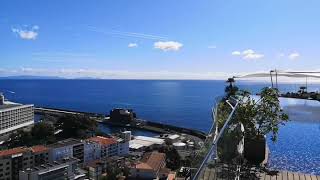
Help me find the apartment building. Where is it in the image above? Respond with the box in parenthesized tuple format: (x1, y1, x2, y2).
(87, 135, 129, 158)
(0, 94, 34, 139)
(48, 139, 84, 163)
(19, 157, 85, 180)
(129, 151, 170, 180)
(0, 145, 49, 180)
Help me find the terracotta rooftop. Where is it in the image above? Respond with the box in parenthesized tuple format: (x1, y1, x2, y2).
(88, 136, 117, 146)
(0, 147, 28, 157)
(30, 145, 49, 153)
(135, 151, 166, 171)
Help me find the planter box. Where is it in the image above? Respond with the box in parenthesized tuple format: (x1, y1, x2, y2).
(244, 135, 266, 165)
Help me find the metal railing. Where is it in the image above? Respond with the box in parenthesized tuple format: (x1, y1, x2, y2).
(192, 96, 239, 180)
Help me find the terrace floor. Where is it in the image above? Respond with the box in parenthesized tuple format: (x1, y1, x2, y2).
(200, 166, 320, 180)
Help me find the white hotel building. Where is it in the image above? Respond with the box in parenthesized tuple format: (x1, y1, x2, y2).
(0, 94, 34, 137)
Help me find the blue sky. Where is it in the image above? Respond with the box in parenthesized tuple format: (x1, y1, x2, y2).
(1, 0, 320, 79)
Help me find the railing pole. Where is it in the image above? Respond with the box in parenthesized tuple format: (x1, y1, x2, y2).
(192, 98, 239, 180)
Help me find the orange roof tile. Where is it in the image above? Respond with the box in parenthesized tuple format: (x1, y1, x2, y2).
(135, 152, 166, 171)
(88, 136, 117, 146)
(30, 145, 49, 153)
(0, 147, 28, 157)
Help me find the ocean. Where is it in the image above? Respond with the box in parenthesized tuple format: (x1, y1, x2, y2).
(0, 79, 320, 174)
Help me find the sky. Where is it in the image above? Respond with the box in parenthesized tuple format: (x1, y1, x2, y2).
(1, 0, 320, 79)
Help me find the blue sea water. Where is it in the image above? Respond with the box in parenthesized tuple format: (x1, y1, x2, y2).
(0, 79, 320, 174)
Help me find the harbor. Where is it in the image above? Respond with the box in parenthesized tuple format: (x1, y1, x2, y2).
(34, 107, 207, 140)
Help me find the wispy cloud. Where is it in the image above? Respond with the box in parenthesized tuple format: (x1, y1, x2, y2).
(30, 52, 97, 62)
(87, 26, 168, 41)
(231, 51, 241, 55)
(128, 43, 138, 48)
(12, 25, 39, 40)
(154, 41, 183, 51)
(208, 45, 217, 49)
(231, 49, 264, 60)
(288, 52, 300, 60)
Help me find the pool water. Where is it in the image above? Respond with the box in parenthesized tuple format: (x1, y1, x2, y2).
(267, 98, 320, 175)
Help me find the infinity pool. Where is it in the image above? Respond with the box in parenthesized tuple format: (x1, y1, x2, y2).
(267, 98, 320, 175)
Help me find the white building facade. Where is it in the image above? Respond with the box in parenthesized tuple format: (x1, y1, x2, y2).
(0, 94, 34, 137)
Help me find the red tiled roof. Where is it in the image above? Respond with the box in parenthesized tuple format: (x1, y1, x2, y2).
(30, 145, 49, 153)
(0, 147, 28, 157)
(135, 152, 166, 171)
(87, 136, 117, 146)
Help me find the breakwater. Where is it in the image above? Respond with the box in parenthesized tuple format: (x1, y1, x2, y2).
(35, 106, 207, 140)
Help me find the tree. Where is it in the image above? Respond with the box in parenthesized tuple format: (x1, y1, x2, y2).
(56, 114, 97, 139)
(225, 77, 239, 97)
(31, 122, 55, 142)
(227, 88, 289, 142)
(299, 86, 307, 94)
(159, 146, 181, 170)
(8, 130, 33, 147)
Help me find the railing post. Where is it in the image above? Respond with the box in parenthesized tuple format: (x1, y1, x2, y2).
(192, 97, 239, 180)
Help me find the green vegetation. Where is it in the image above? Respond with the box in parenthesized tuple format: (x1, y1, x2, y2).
(8, 122, 55, 148)
(6, 114, 97, 148)
(231, 88, 289, 142)
(219, 78, 289, 142)
(159, 146, 181, 170)
(216, 78, 289, 164)
(55, 114, 97, 139)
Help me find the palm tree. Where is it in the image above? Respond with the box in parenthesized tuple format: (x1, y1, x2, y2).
(225, 77, 238, 97)
(299, 86, 306, 94)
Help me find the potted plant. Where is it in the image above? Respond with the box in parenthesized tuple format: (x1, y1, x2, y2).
(218, 77, 289, 165)
(234, 88, 289, 165)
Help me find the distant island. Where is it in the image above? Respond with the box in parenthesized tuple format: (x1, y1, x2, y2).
(0, 75, 64, 79)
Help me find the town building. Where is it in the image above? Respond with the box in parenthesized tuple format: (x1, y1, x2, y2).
(129, 151, 170, 179)
(19, 157, 85, 180)
(86, 156, 125, 180)
(48, 138, 84, 163)
(0, 94, 34, 140)
(87, 135, 129, 158)
(30, 145, 50, 166)
(83, 141, 101, 164)
(86, 159, 108, 180)
(48, 138, 102, 165)
(0, 145, 49, 180)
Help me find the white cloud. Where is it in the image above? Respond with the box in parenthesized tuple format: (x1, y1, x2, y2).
(243, 53, 264, 60)
(208, 45, 217, 49)
(288, 53, 300, 60)
(232, 49, 264, 60)
(231, 51, 241, 56)
(154, 41, 183, 51)
(12, 25, 39, 40)
(242, 49, 255, 55)
(128, 43, 138, 48)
